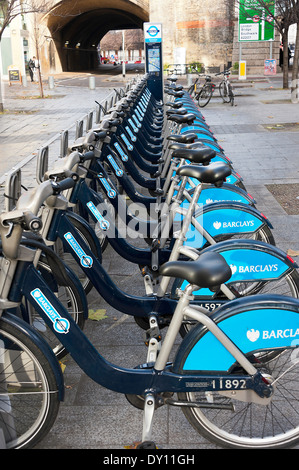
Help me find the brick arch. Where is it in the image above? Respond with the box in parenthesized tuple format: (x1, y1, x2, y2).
(44, 0, 149, 71)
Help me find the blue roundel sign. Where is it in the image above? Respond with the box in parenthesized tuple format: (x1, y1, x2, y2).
(144, 23, 162, 43)
(147, 25, 159, 37)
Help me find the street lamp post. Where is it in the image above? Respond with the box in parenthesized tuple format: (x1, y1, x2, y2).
(122, 30, 126, 78)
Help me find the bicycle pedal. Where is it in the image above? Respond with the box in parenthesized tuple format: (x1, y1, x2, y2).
(136, 441, 157, 449)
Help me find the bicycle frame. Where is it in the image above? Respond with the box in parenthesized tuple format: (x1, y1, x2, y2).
(6, 241, 299, 446)
(12, 258, 285, 403)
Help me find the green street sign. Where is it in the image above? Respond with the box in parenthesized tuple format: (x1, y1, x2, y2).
(239, 0, 275, 42)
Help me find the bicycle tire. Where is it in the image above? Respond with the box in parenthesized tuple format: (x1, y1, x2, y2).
(177, 347, 299, 448)
(21, 253, 86, 360)
(219, 81, 230, 103)
(214, 223, 275, 246)
(230, 90, 235, 107)
(198, 85, 213, 107)
(0, 314, 60, 449)
(54, 215, 101, 295)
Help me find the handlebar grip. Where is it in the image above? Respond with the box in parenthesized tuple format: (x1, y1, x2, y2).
(94, 131, 107, 141)
(63, 170, 79, 181)
(81, 150, 95, 162)
(51, 177, 76, 194)
(48, 170, 79, 182)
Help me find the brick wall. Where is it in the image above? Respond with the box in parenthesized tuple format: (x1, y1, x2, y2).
(149, 0, 280, 73)
(149, 0, 234, 70)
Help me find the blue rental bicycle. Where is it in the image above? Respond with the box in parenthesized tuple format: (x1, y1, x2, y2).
(1, 181, 299, 449)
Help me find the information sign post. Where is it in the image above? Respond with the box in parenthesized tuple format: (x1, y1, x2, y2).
(238, 1, 275, 77)
(144, 22, 163, 101)
(238, 0, 275, 42)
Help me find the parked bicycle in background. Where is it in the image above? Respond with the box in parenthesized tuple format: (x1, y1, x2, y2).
(187, 66, 235, 107)
(216, 68, 235, 106)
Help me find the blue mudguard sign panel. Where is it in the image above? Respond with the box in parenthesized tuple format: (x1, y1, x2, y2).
(177, 247, 289, 296)
(199, 207, 263, 237)
(176, 206, 264, 249)
(198, 187, 250, 205)
(219, 248, 289, 282)
(183, 308, 299, 371)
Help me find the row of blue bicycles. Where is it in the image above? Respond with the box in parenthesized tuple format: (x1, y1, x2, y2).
(1, 73, 299, 449)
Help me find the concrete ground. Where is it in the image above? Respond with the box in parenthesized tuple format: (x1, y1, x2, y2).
(1, 71, 299, 450)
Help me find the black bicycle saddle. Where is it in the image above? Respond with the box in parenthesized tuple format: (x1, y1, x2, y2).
(176, 161, 231, 186)
(167, 113, 196, 124)
(171, 147, 216, 165)
(159, 252, 232, 288)
(167, 133, 197, 144)
(166, 108, 187, 116)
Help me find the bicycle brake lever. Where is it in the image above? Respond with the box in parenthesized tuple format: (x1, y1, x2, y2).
(5, 222, 14, 238)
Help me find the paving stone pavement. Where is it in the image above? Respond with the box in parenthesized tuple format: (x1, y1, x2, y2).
(1, 72, 299, 450)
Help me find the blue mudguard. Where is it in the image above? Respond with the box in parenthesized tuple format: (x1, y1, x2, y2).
(174, 182, 252, 205)
(172, 239, 298, 299)
(179, 201, 273, 250)
(173, 294, 299, 373)
(189, 183, 255, 205)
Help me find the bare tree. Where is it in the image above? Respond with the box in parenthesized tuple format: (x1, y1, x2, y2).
(0, 0, 52, 111)
(289, 2, 299, 97)
(28, 12, 48, 98)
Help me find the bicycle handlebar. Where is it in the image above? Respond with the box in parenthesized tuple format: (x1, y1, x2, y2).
(50, 176, 77, 194)
(215, 68, 231, 76)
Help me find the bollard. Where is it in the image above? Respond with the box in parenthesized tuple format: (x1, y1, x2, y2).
(187, 73, 193, 87)
(48, 76, 55, 89)
(89, 76, 95, 90)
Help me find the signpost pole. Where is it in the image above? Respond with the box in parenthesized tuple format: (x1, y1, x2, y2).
(122, 30, 126, 79)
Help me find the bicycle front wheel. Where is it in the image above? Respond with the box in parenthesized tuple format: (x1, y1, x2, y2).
(178, 348, 299, 448)
(198, 85, 213, 107)
(219, 81, 230, 103)
(54, 215, 101, 295)
(0, 314, 60, 449)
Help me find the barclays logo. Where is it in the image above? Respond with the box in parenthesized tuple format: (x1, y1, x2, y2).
(213, 220, 255, 230)
(64, 232, 93, 268)
(206, 198, 243, 204)
(30, 288, 70, 334)
(247, 327, 299, 342)
(230, 263, 279, 274)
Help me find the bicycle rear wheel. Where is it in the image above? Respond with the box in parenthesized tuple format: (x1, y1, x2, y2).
(0, 314, 60, 449)
(198, 85, 213, 107)
(229, 84, 235, 106)
(177, 348, 299, 448)
(178, 268, 299, 338)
